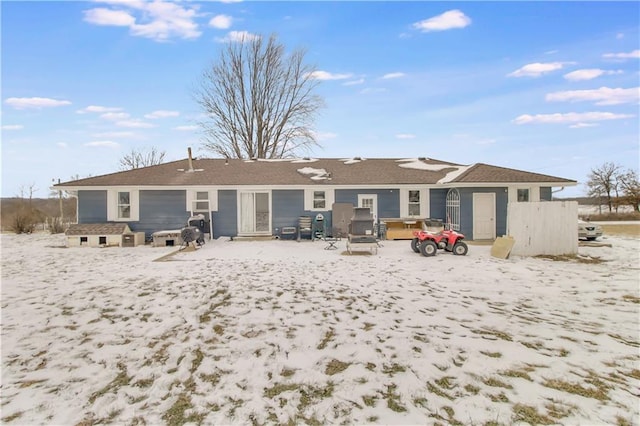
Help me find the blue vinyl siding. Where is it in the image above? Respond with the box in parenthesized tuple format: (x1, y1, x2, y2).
(459, 188, 508, 238)
(78, 190, 107, 223)
(273, 190, 305, 231)
(213, 190, 237, 237)
(429, 189, 448, 223)
(133, 190, 187, 238)
(430, 187, 507, 239)
(335, 189, 399, 219)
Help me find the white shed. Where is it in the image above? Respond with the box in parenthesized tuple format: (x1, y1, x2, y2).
(65, 223, 144, 247)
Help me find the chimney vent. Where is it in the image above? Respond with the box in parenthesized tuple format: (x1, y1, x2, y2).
(187, 147, 194, 172)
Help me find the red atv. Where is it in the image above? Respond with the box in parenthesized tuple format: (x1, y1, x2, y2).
(411, 228, 469, 257)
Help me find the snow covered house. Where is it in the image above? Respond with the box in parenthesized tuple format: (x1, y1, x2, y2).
(54, 156, 576, 241)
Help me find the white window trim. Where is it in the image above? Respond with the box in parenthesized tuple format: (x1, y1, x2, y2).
(304, 188, 334, 211)
(399, 188, 429, 218)
(508, 186, 539, 203)
(107, 189, 139, 221)
(186, 189, 218, 212)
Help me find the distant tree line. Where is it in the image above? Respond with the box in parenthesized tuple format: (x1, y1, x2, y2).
(3, 183, 77, 234)
(587, 162, 640, 213)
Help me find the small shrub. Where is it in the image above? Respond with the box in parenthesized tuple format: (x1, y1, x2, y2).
(9, 209, 37, 234)
(47, 217, 65, 234)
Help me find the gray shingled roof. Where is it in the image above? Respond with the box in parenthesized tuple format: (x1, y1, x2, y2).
(55, 157, 576, 188)
(65, 223, 131, 235)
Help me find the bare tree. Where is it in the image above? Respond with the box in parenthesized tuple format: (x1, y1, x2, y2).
(586, 162, 621, 212)
(119, 147, 166, 170)
(195, 33, 324, 159)
(619, 169, 640, 212)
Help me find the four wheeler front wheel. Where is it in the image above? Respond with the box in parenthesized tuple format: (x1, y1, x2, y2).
(419, 240, 437, 257)
(411, 238, 421, 253)
(452, 241, 468, 256)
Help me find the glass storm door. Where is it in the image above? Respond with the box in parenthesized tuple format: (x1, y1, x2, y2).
(239, 192, 270, 234)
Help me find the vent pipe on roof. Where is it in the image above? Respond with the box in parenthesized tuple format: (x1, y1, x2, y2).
(187, 147, 194, 172)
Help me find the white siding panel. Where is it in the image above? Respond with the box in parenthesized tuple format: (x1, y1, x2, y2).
(507, 201, 578, 256)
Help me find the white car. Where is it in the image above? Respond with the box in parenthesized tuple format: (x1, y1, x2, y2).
(578, 220, 603, 241)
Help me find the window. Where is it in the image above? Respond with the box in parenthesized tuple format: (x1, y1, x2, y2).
(517, 188, 530, 202)
(304, 188, 333, 211)
(313, 191, 326, 209)
(400, 189, 428, 218)
(195, 191, 209, 211)
(99, 236, 107, 245)
(118, 192, 131, 218)
(186, 190, 218, 212)
(408, 190, 421, 216)
(80, 236, 88, 245)
(108, 189, 138, 221)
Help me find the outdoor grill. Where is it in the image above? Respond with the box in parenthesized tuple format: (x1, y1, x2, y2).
(348, 208, 376, 244)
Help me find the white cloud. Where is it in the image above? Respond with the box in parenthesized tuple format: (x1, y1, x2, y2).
(343, 78, 365, 86)
(116, 119, 154, 128)
(100, 112, 131, 121)
(616, 33, 624, 39)
(83, 8, 135, 26)
(144, 110, 180, 119)
(77, 105, 123, 114)
(57, 142, 68, 148)
(382, 72, 405, 79)
(395, 133, 416, 139)
(413, 9, 471, 32)
(209, 14, 232, 29)
(215, 30, 260, 43)
(507, 62, 572, 78)
(84, 140, 120, 148)
(83, 1, 201, 42)
(92, 131, 136, 138)
(5, 97, 71, 109)
(569, 122, 598, 129)
(174, 125, 199, 131)
(546, 87, 639, 105)
(512, 111, 633, 125)
(306, 70, 353, 81)
(563, 69, 623, 81)
(602, 50, 640, 59)
(2, 125, 24, 130)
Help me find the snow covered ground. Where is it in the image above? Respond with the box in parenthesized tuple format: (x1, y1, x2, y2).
(1, 233, 639, 425)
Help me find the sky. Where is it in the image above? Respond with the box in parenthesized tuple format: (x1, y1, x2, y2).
(1, 1, 639, 199)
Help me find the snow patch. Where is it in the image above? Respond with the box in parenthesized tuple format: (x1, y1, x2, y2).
(340, 158, 365, 164)
(438, 164, 474, 183)
(396, 158, 453, 172)
(297, 167, 330, 180)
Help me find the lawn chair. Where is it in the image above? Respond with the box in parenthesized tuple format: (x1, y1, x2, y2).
(297, 216, 312, 241)
(323, 227, 343, 250)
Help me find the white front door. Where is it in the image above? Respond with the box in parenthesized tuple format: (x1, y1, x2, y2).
(239, 192, 270, 235)
(358, 194, 378, 221)
(473, 193, 496, 240)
